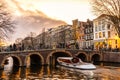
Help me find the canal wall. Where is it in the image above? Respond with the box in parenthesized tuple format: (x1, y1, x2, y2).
(103, 52, 120, 63)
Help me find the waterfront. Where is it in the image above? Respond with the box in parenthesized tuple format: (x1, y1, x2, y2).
(1, 64, 120, 80)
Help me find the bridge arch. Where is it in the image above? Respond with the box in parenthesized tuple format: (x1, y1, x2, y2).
(25, 52, 44, 66)
(1, 54, 22, 68)
(76, 52, 88, 62)
(91, 53, 102, 65)
(46, 50, 72, 65)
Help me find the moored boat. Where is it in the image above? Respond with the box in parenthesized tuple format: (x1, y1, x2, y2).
(57, 57, 96, 70)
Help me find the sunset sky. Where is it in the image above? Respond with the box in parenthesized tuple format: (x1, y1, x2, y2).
(11, 0, 95, 24)
(40, 0, 95, 23)
(5, 0, 96, 44)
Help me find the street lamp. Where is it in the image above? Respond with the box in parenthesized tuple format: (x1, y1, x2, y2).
(103, 37, 107, 50)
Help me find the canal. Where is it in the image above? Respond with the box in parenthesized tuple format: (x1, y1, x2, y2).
(1, 64, 120, 79)
(1, 57, 120, 80)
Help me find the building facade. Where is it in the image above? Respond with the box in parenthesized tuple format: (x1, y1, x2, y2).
(84, 19, 94, 50)
(33, 25, 74, 49)
(21, 14, 120, 51)
(72, 19, 94, 50)
(76, 21, 85, 50)
(93, 14, 120, 51)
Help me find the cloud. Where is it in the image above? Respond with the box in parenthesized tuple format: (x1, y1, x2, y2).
(5, 0, 66, 43)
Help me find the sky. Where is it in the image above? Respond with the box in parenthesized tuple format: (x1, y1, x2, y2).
(4, 0, 96, 44)
(11, 0, 95, 24)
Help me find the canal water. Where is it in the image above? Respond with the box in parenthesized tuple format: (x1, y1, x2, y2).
(0, 58, 120, 80)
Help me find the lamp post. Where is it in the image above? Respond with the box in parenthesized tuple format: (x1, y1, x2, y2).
(103, 38, 107, 51)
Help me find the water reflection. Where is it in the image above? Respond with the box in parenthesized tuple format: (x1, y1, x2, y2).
(0, 65, 120, 80)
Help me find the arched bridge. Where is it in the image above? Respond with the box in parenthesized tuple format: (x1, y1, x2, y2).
(0, 49, 103, 69)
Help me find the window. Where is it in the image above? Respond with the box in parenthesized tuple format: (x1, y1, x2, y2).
(115, 40, 117, 44)
(99, 32, 102, 38)
(85, 29, 87, 33)
(82, 36, 84, 39)
(87, 34, 90, 39)
(103, 32, 105, 37)
(99, 26, 101, 31)
(90, 27, 93, 32)
(102, 25, 105, 30)
(108, 31, 111, 38)
(91, 33, 94, 39)
(87, 35, 88, 40)
(98, 21, 101, 25)
(101, 20, 105, 30)
(87, 29, 89, 33)
(107, 24, 110, 29)
(95, 33, 98, 39)
(85, 35, 87, 40)
(95, 27, 97, 32)
(98, 21, 101, 31)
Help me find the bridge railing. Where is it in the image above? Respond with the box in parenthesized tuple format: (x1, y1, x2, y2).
(0, 48, 120, 54)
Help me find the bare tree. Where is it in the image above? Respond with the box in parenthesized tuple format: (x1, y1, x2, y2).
(91, 0, 120, 37)
(15, 38, 22, 44)
(0, 1, 15, 40)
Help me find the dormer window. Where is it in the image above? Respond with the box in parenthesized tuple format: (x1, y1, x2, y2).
(107, 24, 110, 29)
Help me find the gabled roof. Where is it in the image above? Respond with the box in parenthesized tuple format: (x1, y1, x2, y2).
(23, 37, 31, 40)
(93, 14, 109, 21)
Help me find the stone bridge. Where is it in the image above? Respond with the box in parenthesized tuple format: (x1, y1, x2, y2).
(1, 49, 119, 69)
